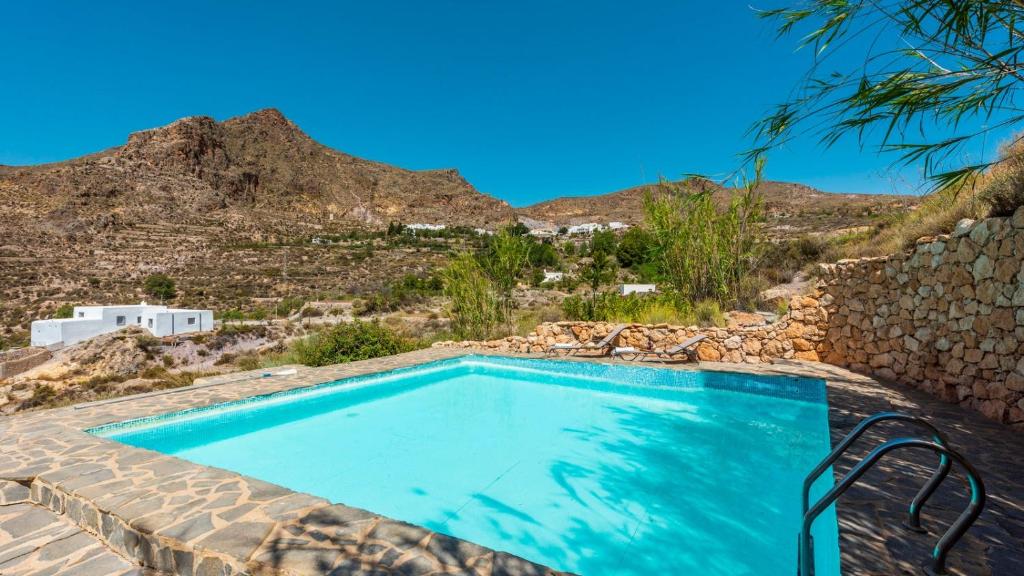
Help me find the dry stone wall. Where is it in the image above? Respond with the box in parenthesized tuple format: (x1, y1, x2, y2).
(435, 293, 828, 364)
(0, 348, 51, 379)
(815, 207, 1024, 429)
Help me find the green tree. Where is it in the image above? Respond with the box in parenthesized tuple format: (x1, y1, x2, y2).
(143, 274, 177, 302)
(751, 0, 1024, 190)
(588, 229, 618, 255)
(507, 222, 530, 236)
(528, 241, 559, 269)
(643, 169, 764, 305)
(386, 221, 406, 236)
(480, 228, 531, 331)
(615, 227, 654, 268)
(579, 250, 617, 317)
(441, 253, 502, 340)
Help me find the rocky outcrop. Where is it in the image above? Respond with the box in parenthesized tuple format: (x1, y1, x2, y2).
(816, 207, 1024, 430)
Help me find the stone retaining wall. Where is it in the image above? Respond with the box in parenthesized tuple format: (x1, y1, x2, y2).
(436, 293, 828, 364)
(815, 208, 1024, 429)
(0, 347, 51, 379)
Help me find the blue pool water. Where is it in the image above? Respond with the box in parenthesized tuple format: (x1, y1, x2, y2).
(92, 356, 840, 575)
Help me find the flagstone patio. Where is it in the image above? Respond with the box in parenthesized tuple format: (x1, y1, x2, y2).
(0, 348, 1022, 575)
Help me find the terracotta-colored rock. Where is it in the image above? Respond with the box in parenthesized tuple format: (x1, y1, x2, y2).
(793, 350, 820, 362)
(696, 343, 721, 362)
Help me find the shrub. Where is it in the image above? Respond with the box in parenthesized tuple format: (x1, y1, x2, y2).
(291, 321, 415, 367)
(693, 300, 725, 327)
(235, 354, 263, 371)
(615, 228, 654, 268)
(135, 335, 161, 353)
(562, 292, 700, 325)
(980, 167, 1024, 217)
(22, 384, 57, 410)
(53, 303, 74, 319)
(775, 299, 790, 318)
(442, 253, 502, 340)
(275, 297, 306, 317)
(144, 273, 177, 301)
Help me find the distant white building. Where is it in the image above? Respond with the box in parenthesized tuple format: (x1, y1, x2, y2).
(528, 228, 556, 239)
(31, 303, 214, 349)
(542, 270, 564, 283)
(567, 223, 606, 235)
(406, 223, 446, 234)
(619, 284, 656, 296)
(608, 221, 630, 231)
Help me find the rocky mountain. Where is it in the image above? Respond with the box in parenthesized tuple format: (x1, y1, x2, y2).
(517, 180, 919, 238)
(0, 109, 515, 339)
(0, 108, 514, 238)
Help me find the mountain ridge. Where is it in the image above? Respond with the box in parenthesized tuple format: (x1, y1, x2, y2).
(0, 108, 516, 236)
(516, 179, 917, 237)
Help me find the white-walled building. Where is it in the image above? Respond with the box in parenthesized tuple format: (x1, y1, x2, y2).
(619, 284, 657, 296)
(31, 303, 214, 349)
(406, 223, 446, 234)
(542, 270, 564, 283)
(566, 223, 605, 235)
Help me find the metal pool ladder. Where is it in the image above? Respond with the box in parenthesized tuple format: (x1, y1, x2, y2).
(797, 412, 986, 576)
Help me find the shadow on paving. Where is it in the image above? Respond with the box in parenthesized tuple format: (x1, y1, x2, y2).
(804, 365, 1024, 576)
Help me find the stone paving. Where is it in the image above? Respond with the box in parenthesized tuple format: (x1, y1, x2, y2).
(0, 480, 148, 575)
(0, 347, 1021, 575)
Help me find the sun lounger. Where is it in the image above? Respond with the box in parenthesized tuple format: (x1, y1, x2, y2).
(546, 324, 627, 356)
(611, 334, 707, 363)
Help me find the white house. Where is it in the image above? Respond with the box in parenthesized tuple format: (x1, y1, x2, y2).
(406, 223, 446, 234)
(542, 270, 564, 283)
(567, 223, 606, 235)
(619, 284, 656, 296)
(608, 221, 630, 231)
(31, 303, 214, 349)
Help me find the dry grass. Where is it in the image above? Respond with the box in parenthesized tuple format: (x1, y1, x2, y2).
(836, 187, 987, 258)
(836, 138, 1024, 259)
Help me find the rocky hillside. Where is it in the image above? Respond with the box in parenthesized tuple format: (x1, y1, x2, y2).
(517, 180, 919, 238)
(0, 108, 514, 235)
(0, 110, 513, 339)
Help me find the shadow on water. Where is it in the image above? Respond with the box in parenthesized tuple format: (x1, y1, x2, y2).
(439, 390, 831, 576)
(570, 398, 827, 575)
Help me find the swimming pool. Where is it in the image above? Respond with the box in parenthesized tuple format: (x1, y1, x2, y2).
(91, 355, 841, 575)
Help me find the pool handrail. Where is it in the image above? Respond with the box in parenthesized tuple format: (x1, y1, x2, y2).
(802, 411, 953, 533)
(798, 437, 986, 576)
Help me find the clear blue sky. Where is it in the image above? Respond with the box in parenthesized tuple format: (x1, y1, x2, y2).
(0, 1, 1007, 206)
